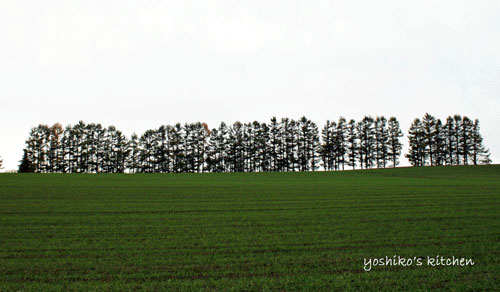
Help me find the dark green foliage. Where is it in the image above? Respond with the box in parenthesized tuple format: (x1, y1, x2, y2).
(471, 119, 491, 165)
(406, 118, 425, 166)
(407, 114, 490, 167)
(21, 115, 487, 173)
(374, 116, 389, 168)
(346, 119, 358, 170)
(357, 116, 376, 169)
(387, 117, 403, 167)
(321, 117, 348, 171)
(18, 149, 34, 173)
(127, 133, 140, 173)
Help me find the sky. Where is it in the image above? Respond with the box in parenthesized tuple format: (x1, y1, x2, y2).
(1, 0, 499, 171)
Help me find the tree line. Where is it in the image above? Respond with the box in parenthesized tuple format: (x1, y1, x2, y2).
(18, 114, 489, 173)
(406, 114, 490, 166)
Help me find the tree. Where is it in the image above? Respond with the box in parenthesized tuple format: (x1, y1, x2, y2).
(139, 129, 158, 173)
(268, 117, 281, 172)
(60, 125, 72, 173)
(357, 116, 375, 169)
(471, 119, 491, 165)
(321, 120, 335, 171)
(453, 115, 462, 165)
(0, 155, 3, 170)
(336, 117, 347, 170)
(297, 116, 319, 171)
(247, 121, 267, 172)
(71, 121, 88, 173)
(406, 118, 425, 166)
(215, 122, 230, 172)
(228, 121, 245, 172)
(374, 116, 389, 168)
(206, 128, 220, 172)
(113, 129, 129, 173)
(421, 113, 437, 166)
(387, 117, 403, 168)
(127, 133, 140, 173)
(169, 123, 185, 173)
(309, 120, 320, 171)
(346, 119, 358, 170)
(199, 122, 210, 172)
(48, 123, 64, 172)
(156, 126, 169, 173)
(433, 119, 446, 166)
(183, 123, 197, 173)
(256, 122, 270, 172)
(25, 125, 49, 172)
(281, 118, 298, 171)
(18, 150, 34, 173)
(18, 115, 486, 173)
(459, 116, 474, 165)
(443, 116, 456, 165)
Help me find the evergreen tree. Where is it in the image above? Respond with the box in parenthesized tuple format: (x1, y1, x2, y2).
(25, 125, 50, 173)
(248, 121, 264, 172)
(18, 150, 34, 173)
(387, 117, 403, 168)
(104, 126, 119, 173)
(156, 126, 169, 173)
(421, 113, 437, 166)
(257, 122, 271, 172)
(281, 118, 298, 171)
(308, 119, 320, 171)
(346, 119, 358, 170)
(48, 123, 63, 172)
(406, 118, 425, 166)
(374, 116, 389, 168)
(433, 119, 446, 166)
(459, 116, 474, 165)
(199, 122, 210, 172)
(127, 133, 140, 173)
(61, 125, 73, 173)
(183, 122, 208, 173)
(86, 123, 98, 173)
(169, 124, 185, 173)
(471, 119, 491, 165)
(336, 117, 347, 170)
(114, 129, 129, 173)
(357, 116, 375, 169)
(268, 117, 281, 172)
(205, 128, 219, 172)
(18, 115, 487, 173)
(183, 123, 195, 173)
(443, 116, 456, 165)
(228, 121, 245, 172)
(297, 116, 319, 171)
(453, 115, 462, 165)
(321, 120, 335, 171)
(72, 121, 88, 173)
(139, 129, 158, 173)
(242, 123, 252, 172)
(216, 122, 230, 172)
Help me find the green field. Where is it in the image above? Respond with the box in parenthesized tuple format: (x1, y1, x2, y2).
(1, 166, 499, 291)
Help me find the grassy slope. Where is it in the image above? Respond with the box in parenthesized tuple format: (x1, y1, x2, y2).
(0, 166, 499, 291)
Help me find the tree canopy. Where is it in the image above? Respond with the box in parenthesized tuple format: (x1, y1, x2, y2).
(18, 114, 489, 173)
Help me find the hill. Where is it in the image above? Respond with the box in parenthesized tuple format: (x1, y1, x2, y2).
(0, 166, 499, 291)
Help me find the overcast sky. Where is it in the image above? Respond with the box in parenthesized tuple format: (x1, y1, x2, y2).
(1, 0, 499, 170)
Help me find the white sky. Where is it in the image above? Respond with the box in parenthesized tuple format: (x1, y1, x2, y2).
(1, 0, 499, 170)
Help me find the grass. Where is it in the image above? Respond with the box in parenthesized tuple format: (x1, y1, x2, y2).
(0, 165, 499, 291)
